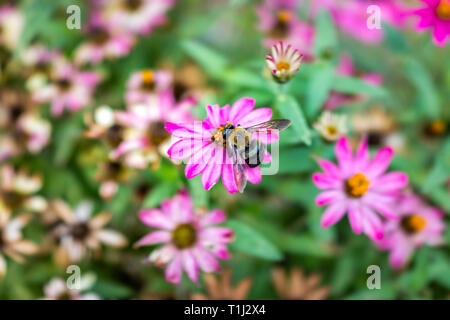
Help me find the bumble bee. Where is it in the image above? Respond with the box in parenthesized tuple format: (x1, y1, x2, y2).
(222, 119, 291, 193)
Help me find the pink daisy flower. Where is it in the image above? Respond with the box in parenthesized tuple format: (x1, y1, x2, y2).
(325, 53, 383, 110)
(31, 58, 102, 117)
(166, 97, 277, 194)
(412, 0, 450, 46)
(376, 192, 445, 269)
(257, 0, 315, 59)
(104, 0, 175, 35)
(74, 12, 135, 65)
(125, 69, 172, 105)
(312, 136, 409, 240)
(136, 190, 233, 284)
(113, 91, 196, 169)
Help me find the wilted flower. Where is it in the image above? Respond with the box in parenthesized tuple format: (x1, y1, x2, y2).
(0, 165, 47, 213)
(312, 136, 409, 240)
(95, 160, 134, 200)
(136, 190, 233, 284)
(265, 41, 303, 83)
(125, 69, 172, 105)
(313, 111, 347, 142)
(376, 192, 445, 269)
(257, 0, 314, 59)
(75, 12, 135, 65)
(191, 268, 252, 300)
(324, 54, 383, 110)
(103, 0, 175, 35)
(47, 200, 127, 267)
(412, 0, 450, 46)
(0, 210, 39, 278)
(31, 58, 102, 117)
(0, 4, 24, 51)
(43, 276, 99, 300)
(272, 267, 329, 300)
(166, 97, 276, 193)
(20, 44, 61, 77)
(113, 91, 196, 169)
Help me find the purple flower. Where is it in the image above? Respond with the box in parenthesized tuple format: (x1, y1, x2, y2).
(312, 136, 409, 240)
(136, 190, 233, 284)
(413, 0, 450, 46)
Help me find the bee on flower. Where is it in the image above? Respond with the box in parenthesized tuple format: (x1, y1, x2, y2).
(312, 136, 409, 240)
(44, 200, 127, 267)
(0, 165, 47, 214)
(31, 58, 102, 117)
(0, 210, 39, 278)
(376, 192, 445, 269)
(265, 41, 303, 83)
(74, 12, 136, 65)
(125, 69, 172, 106)
(103, 0, 175, 36)
(313, 111, 348, 142)
(135, 190, 234, 284)
(113, 91, 196, 170)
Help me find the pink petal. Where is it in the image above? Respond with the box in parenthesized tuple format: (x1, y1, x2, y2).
(115, 111, 148, 129)
(229, 97, 255, 124)
(200, 227, 234, 244)
(200, 209, 226, 226)
(320, 201, 348, 228)
(165, 122, 208, 139)
(238, 108, 272, 127)
(363, 193, 398, 220)
(372, 172, 409, 192)
(181, 250, 199, 283)
(138, 209, 175, 230)
(113, 137, 148, 158)
(354, 136, 369, 171)
(317, 158, 341, 179)
(184, 143, 215, 179)
(161, 191, 193, 224)
(315, 190, 343, 206)
(165, 254, 182, 284)
(389, 242, 412, 269)
(362, 207, 384, 241)
(201, 148, 223, 190)
(167, 138, 196, 160)
(192, 247, 220, 272)
(136, 231, 171, 246)
(312, 173, 340, 189)
(365, 147, 394, 179)
(221, 155, 239, 194)
(347, 202, 363, 234)
(246, 165, 262, 184)
(206, 104, 224, 128)
(335, 136, 353, 176)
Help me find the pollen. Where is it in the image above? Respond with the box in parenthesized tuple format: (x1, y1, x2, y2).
(326, 125, 338, 136)
(172, 223, 197, 249)
(345, 173, 370, 198)
(400, 215, 427, 234)
(141, 70, 154, 84)
(277, 10, 292, 23)
(276, 61, 290, 72)
(436, 0, 450, 20)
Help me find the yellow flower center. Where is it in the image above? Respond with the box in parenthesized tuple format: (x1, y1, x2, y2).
(172, 223, 197, 249)
(326, 125, 338, 136)
(1, 191, 25, 210)
(429, 120, 447, 135)
(437, 0, 450, 19)
(141, 70, 154, 85)
(277, 10, 292, 23)
(345, 173, 370, 198)
(276, 61, 290, 72)
(401, 215, 427, 234)
(212, 121, 234, 146)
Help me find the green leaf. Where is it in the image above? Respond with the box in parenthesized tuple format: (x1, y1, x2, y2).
(332, 75, 387, 97)
(223, 68, 267, 90)
(225, 219, 283, 261)
(92, 280, 133, 299)
(181, 40, 228, 78)
(409, 246, 430, 292)
(277, 234, 334, 258)
(405, 59, 440, 118)
(142, 182, 179, 208)
(278, 147, 315, 173)
(305, 64, 334, 118)
(187, 176, 209, 209)
(314, 10, 337, 57)
(276, 94, 312, 145)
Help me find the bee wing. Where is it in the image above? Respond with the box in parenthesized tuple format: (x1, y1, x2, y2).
(245, 119, 291, 133)
(232, 148, 248, 193)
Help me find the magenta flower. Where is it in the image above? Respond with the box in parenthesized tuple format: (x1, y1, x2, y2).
(166, 97, 276, 193)
(376, 192, 445, 269)
(257, 0, 315, 59)
(75, 12, 135, 65)
(125, 69, 172, 106)
(113, 91, 196, 169)
(413, 0, 450, 46)
(103, 0, 175, 35)
(312, 136, 409, 240)
(32, 59, 102, 117)
(136, 190, 233, 284)
(325, 54, 383, 110)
